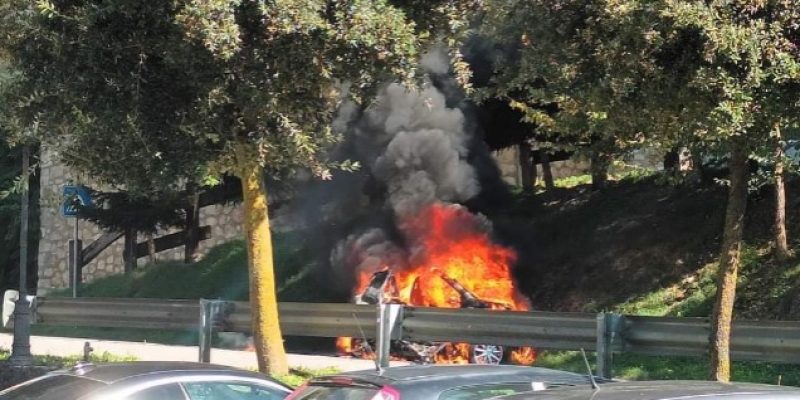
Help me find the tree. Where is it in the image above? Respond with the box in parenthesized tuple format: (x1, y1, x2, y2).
(480, 0, 800, 380)
(659, 2, 800, 379)
(1, 0, 472, 374)
(478, 1, 658, 191)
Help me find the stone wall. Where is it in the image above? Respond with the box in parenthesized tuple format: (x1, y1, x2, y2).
(36, 150, 244, 293)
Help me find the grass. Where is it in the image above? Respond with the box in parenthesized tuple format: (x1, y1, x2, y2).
(0, 348, 138, 368)
(551, 174, 593, 189)
(23, 231, 342, 347)
(55, 230, 336, 302)
(544, 165, 658, 190)
(613, 244, 800, 320)
(535, 351, 800, 386)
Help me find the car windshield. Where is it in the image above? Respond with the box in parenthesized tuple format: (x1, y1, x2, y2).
(291, 385, 379, 400)
(0, 374, 105, 400)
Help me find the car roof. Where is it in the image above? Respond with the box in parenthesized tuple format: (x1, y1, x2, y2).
(312, 364, 593, 389)
(494, 380, 800, 400)
(58, 361, 258, 384)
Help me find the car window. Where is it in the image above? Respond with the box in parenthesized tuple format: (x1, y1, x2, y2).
(121, 383, 187, 400)
(289, 386, 379, 400)
(183, 381, 286, 400)
(437, 383, 535, 400)
(0, 375, 105, 400)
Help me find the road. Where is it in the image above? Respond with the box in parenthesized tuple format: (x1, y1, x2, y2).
(0, 333, 410, 371)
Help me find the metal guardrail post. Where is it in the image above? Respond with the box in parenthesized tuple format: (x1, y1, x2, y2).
(376, 303, 403, 369)
(198, 299, 214, 363)
(199, 299, 233, 363)
(596, 312, 623, 379)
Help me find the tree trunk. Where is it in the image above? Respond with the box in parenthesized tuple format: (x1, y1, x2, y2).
(774, 126, 790, 261)
(237, 151, 289, 375)
(541, 150, 555, 190)
(709, 141, 749, 382)
(518, 143, 536, 191)
(590, 151, 611, 190)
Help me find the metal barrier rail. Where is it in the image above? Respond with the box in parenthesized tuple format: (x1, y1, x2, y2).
(34, 297, 199, 330)
(624, 315, 800, 363)
(225, 301, 379, 338)
(31, 297, 800, 378)
(402, 307, 598, 350)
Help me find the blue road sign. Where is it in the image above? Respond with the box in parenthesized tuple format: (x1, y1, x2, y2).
(62, 185, 93, 217)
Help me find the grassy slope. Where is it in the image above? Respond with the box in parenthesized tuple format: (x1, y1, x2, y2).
(68, 231, 340, 302)
(493, 172, 800, 321)
(28, 230, 343, 349)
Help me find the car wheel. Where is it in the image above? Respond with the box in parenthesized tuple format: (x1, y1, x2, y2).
(471, 344, 504, 365)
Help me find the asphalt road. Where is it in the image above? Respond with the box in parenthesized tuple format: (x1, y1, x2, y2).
(0, 333, 410, 371)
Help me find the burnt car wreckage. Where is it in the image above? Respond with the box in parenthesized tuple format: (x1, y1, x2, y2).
(346, 270, 531, 365)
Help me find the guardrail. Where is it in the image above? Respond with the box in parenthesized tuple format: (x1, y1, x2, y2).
(26, 297, 800, 378)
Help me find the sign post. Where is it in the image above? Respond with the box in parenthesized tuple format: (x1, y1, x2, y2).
(9, 145, 33, 366)
(62, 185, 93, 298)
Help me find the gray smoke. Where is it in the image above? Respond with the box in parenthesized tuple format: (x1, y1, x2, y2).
(355, 67, 479, 216)
(330, 228, 408, 286)
(329, 48, 486, 290)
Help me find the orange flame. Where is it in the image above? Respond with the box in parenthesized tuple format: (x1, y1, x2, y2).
(434, 343, 472, 364)
(339, 203, 535, 365)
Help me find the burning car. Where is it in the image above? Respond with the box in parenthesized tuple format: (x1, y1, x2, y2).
(338, 269, 536, 365)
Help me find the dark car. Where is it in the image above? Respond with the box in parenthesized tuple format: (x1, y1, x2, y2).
(0, 361, 292, 400)
(491, 380, 800, 400)
(286, 364, 601, 400)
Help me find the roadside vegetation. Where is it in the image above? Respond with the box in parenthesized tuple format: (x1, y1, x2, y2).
(51, 231, 337, 303)
(0, 349, 137, 368)
(26, 231, 339, 350)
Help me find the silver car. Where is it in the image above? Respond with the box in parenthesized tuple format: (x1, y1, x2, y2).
(0, 361, 292, 400)
(492, 380, 800, 400)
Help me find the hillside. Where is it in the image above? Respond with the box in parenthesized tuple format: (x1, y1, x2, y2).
(493, 173, 800, 319)
(71, 171, 800, 321)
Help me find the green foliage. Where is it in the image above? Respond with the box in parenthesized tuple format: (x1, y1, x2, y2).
(478, 0, 663, 158)
(536, 351, 800, 386)
(480, 0, 800, 159)
(614, 244, 800, 320)
(0, 0, 474, 193)
(545, 168, 657, 190)
(78, 190, 188, 234)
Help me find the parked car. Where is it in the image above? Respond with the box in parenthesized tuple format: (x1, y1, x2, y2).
(0, 361, 292, 400)
(491, 380, 800, 400)
(286, 364, 602, 400)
